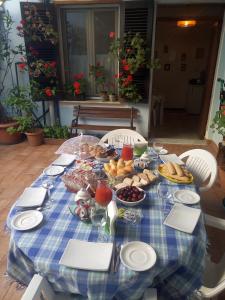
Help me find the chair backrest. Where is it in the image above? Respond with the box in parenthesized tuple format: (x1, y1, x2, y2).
(21, 274, 55, 300)
(179, 149, 218, 192)
(99, 129, 147, 148)
(196, 214, 225, 299)
(21, 274, 76, 300)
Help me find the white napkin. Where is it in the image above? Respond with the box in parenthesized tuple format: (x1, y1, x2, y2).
(52, 154, 76, 166)
(59, 240, 113, 271)
(164, 203, 201, 234)
(16, 187, 47, 207)
(159, 154, 184, 165)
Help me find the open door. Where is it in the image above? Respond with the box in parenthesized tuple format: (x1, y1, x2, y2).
(198, 20, 223, 138)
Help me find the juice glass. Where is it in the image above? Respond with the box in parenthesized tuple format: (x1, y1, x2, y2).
(121, 144, 133, 161)
(95, 180, 112, 207)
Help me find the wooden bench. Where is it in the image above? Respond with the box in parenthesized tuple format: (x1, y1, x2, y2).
(71, 105, 138, 136)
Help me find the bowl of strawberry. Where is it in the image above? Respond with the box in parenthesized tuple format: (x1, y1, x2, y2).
(116, 186, 146, 206)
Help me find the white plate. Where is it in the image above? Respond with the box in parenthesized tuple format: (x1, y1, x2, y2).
(159, 154, 184, 165)
(44, 165, 65, 176)
(52, 154, 76, 166)
(11, 210, 43, 231)
(59, 240, 113, 271)
(173, 190, 200, 205)
(164, 203, 201, 234)
(120, 241, 157, 271)
(16, 187, 47, 208)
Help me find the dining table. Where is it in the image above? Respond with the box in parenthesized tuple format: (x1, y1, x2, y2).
(6, 149, 207, 300)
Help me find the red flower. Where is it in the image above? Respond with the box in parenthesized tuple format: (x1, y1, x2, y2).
(49, 61, 56, 68)
(73, 81, 80, 89)
(75, 89, 81, 95)
(126, 48, 131, 53)
(127, 75, 133, 82)
(122, 59, 127, 65)
(18, 63, 26, 71)
(123, 64, 130, 71)
(45, 87, 53, 97)
(44, 63, 49, 69)
(109, 32, 115, 39)
(20, 19, 26, 25)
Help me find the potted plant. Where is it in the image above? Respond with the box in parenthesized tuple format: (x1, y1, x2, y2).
(211, 107, 225, 138)
(0, 11, 24, 144)
(89, 63, 108, 100)
(6, 86, 44, 146)
(109, 32, 160, 103)
(43, 123, 70, 144)
(107, 82, 117, 102)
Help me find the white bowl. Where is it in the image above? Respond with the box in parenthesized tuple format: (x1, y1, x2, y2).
(116, 186, 146, 206)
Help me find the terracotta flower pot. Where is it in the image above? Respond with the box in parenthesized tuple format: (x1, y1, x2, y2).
(0, 121, 23, 145)
(25, 128, 44, 146)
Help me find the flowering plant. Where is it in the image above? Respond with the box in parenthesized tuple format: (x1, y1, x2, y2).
(65, 73, 86, 98)
(73, 73, 86, 96)
(109, 31, 160, 102)
(114, 72, 141, 102)
(89, 63, 106, 93)
(211, 106, 225, 137)
(17, 4, 58, 45)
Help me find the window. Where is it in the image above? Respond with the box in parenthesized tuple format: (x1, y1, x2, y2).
(60, 6, 119, 97)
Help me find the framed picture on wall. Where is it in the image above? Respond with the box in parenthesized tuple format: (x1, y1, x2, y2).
(164, 64, 170, 71)
(180, 64, 186, 72)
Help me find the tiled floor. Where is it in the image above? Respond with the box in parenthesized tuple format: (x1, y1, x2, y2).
(151, 110, 201, 140)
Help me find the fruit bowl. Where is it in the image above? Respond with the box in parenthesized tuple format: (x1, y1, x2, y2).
(116, 186, 146, 206)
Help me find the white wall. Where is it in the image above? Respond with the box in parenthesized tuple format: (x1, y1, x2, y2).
(205, 12, 225, 144)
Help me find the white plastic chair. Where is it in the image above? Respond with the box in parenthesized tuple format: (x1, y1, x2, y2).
(21, 274, 84, 300)
(21, 274, 157, 300)
(193, 214, 225, 299)
(99, 129, 147, 148)
(179, 149, 218, 192)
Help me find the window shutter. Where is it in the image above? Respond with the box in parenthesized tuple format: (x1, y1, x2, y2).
(20, 2, 59, 100)
(124, 0, 154, 101)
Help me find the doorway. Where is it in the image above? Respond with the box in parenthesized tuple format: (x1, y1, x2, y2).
(151, 4, 224, 140)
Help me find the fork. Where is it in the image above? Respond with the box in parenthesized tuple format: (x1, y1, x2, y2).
(114, 245, 121, 272)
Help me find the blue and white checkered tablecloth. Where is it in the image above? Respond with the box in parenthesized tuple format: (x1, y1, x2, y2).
(7, 159, 207, 300)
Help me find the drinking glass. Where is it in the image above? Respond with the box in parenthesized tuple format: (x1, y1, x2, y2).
(133, 142, 148, 157)
(153, 141, 163, 159)
(41, 176, 55, 207)
(121, 144, 133, 161)
(157, 182, 173, 214)
(95, 179, 112, 207)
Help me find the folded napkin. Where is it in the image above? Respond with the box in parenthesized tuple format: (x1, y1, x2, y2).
(52, 154, 76, 166)
(164, 203, 201, 234)
(59, 240, 113, 271)
(16, 187, 47, 208)
(159, 154, 184, 165)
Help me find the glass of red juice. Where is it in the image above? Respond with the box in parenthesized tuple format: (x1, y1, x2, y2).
(95, 180, 112, 207)
(121, 144, 133, 161)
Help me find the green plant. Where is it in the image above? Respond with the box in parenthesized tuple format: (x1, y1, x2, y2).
(109, 32, 160, 102)
(89, 63, 106, 93)
(0, 11, 25, 122)
(43, 124, 70, 139)
(5, 86, 38, 133)
(210, 107, 225, 136)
